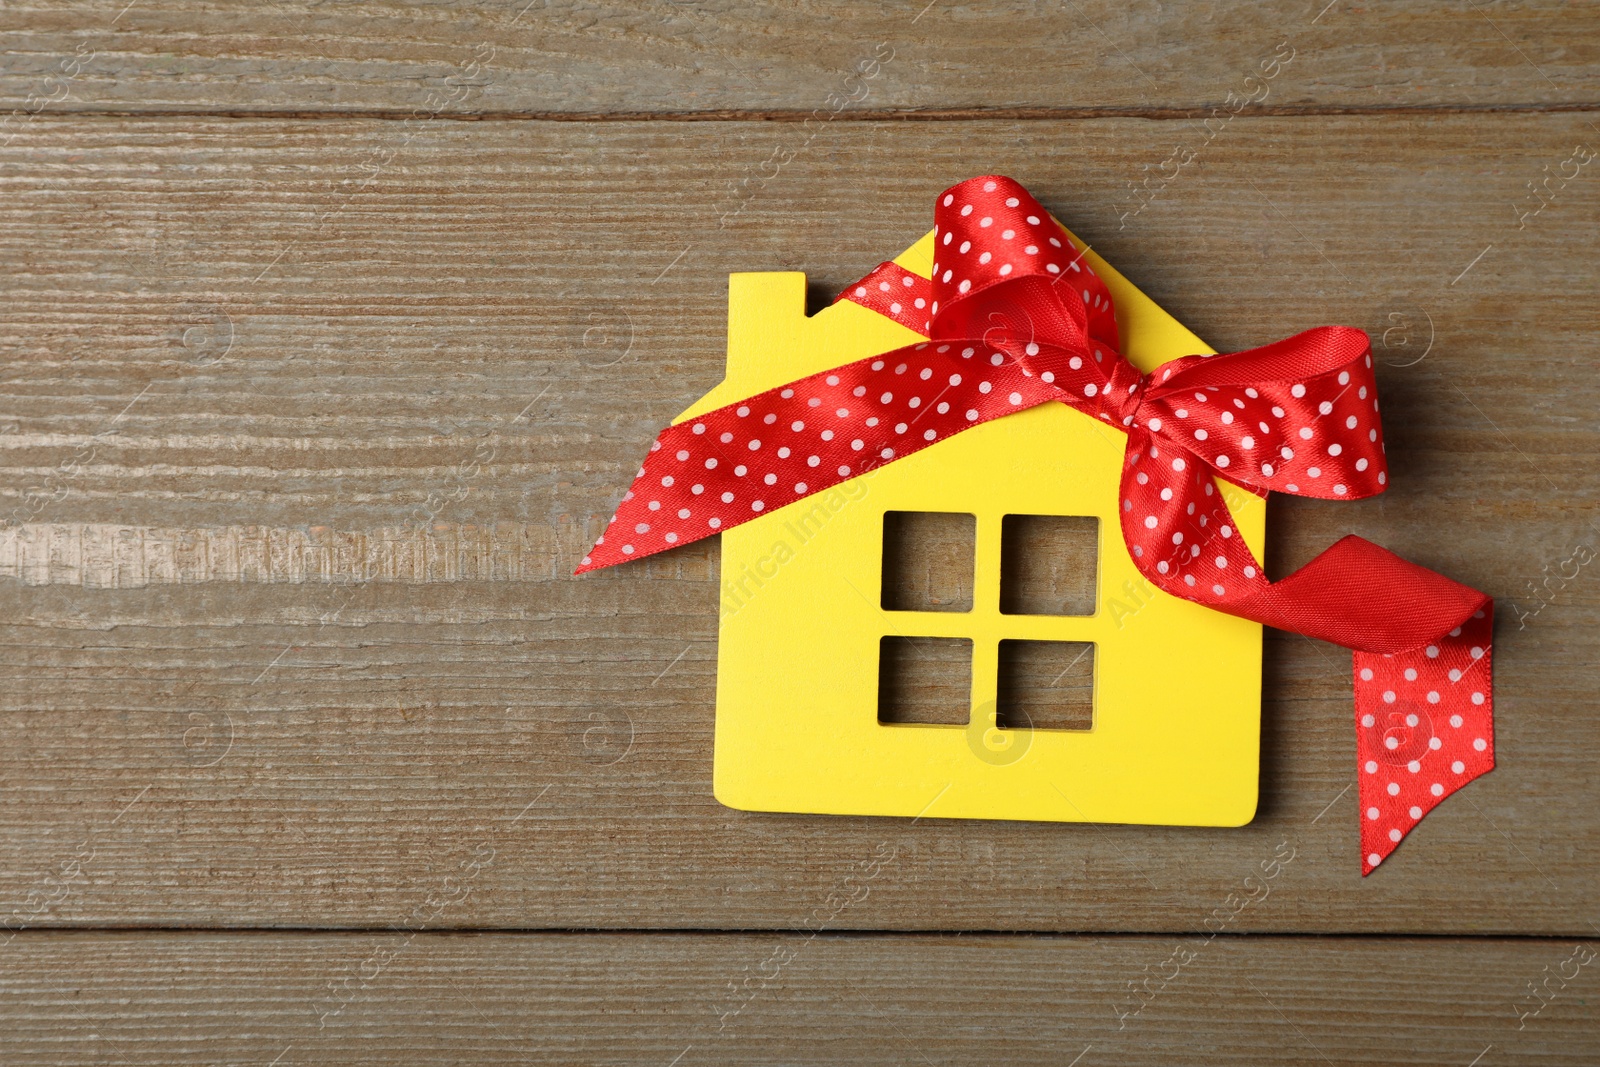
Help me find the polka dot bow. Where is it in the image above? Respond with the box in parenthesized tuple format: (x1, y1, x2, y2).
(581, 175, 1494, 876)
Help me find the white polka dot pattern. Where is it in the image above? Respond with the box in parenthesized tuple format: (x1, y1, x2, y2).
(1354, 606, 1494, 874)
(844, 261, 934, 335)
(579, 339, 1061, 568)
(578, 174, 1495, 877)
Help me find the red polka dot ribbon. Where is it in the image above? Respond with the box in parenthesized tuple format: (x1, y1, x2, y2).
(580, 175, 1494, 875)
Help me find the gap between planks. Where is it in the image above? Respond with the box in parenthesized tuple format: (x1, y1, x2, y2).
(4, 926, 1594, 943)
(27, 102, 1600, 123)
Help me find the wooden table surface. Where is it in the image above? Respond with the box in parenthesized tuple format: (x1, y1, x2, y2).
(3, 2, 1598, 1063)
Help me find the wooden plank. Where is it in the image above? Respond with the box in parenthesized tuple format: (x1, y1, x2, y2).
(2, 0, 1599, 118)
(1, 931, 1595, 1064)
(1, 114, 1597, 933)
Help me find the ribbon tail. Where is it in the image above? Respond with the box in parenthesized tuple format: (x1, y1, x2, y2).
(1354, 602, 1495, 874)
(1115, 443, 1496, 876)
(1240, 535, 1487, 655)
(579, 264, 939, 575)
(577, 341, 1059, 573)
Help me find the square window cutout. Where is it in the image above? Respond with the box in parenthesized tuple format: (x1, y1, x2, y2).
(997, 639, 1094, 731)
(881, 511, 975, 612)
(878, 636, 972, 726)
(1000, 514, 1097, 616)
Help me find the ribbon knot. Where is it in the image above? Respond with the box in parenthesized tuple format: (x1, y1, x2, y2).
(579, 174, 1494, 876)
(1093, 357, 1146, 428)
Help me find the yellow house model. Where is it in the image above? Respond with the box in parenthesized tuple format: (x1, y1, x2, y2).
(679, 226, 1267, 828)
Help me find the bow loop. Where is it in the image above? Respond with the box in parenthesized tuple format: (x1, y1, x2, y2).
(1140, 326, 1388, 500)
(928, 176, 1119, 356)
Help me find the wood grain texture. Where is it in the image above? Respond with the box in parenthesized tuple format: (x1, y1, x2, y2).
(2, 114, 1598, 936)
(999, 514, 1099, 616)
(2, 931, 1596, 1065)
(879, 635, 974, 725)
(882, 510, 976, 612)
(2, 1, 1599, 117)
(0, 522, 579, 585)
